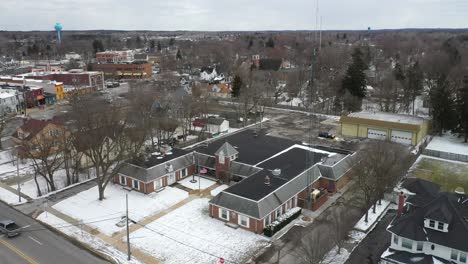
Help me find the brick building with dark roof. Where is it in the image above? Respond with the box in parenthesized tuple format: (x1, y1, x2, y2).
(116, 129, 356, 234)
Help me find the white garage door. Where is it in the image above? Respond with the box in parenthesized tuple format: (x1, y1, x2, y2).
(391, 130, 413, 145)
(368, 129, 387, 140)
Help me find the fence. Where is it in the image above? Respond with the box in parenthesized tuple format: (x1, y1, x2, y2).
(422, 149, 468, 163)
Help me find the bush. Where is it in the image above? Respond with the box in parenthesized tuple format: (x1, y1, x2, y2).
(264, 208, 302, 237)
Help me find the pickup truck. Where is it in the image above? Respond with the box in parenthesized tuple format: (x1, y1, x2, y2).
(0, 220, 21, 238)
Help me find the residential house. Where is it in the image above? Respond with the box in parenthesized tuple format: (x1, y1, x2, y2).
(193, 117, 229, 136)
(116, 129, 355, 234)
(208, 83, 231, 99)
(12, 117, 67, 158)
(0, 88, 24, 114)
(200, 67, 218, 82)
(381, 178, 468, 264)
(340, 112, 430, 146)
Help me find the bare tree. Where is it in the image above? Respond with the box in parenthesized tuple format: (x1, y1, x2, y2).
(293, 228, 331, 264)
(21, 128, 66, 193)
(352, 140, 412, 221)
(68, 96, 144, 200)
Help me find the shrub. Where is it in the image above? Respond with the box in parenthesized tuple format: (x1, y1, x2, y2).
(264, 207, 302, 237)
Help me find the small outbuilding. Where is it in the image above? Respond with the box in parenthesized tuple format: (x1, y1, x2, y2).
(340, 112, 430, 146)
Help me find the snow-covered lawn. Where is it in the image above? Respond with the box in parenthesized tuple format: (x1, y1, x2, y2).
(14, 169, 94, 199)
(177, 176, 216, 190)
(53, 184, 188, 236)
(130, 198, 268, 264)
(37, 212, 142, 264)
(426, 134, 468, 156)
(0, 187, 27, 205)
(210, 184, 229, 196)
(0, 149, 35, 180)
(354, 200, 390, 232)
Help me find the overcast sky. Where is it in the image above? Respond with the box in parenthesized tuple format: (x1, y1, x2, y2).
(1, 0, 467, 31)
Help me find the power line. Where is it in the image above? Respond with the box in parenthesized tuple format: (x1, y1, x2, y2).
(134, 222, 235, 264)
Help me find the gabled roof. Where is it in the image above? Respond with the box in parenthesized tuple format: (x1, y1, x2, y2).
(215, 142, 238, 157)
(13, 117, 63, 141)
(388, 190, 468, 252)
(258, 59, 282, 71)
(382, 249, 452, 264)
(402, 178, 441, 207)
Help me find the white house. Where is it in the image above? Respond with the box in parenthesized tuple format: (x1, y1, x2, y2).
(205, 118, 229, 135)
(381, 178, 468, 264)
(0, 89, 23, 114)
(200, 67, 217, 82)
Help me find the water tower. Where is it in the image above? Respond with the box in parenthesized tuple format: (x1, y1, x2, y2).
(54, 23, 63, 44)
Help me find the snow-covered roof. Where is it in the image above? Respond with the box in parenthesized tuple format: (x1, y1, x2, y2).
(348, 111, 426, 125)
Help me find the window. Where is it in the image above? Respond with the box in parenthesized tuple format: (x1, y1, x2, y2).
(451, 250, 459, 261)
(416, 241, 423, 251)
(460, 252, 467, 263)
(238, 215, 249, 228)
(154, 179, 161, 190)
(219, 208, 229, 221)
(264, 215, 271, 227)
(437, 222, 444, 230)
(276, 209, 281, 218)
(181, 168, 188, 177)
(133, 179, 140, 190)
(393, 234, 399, 245)
(429, 220, 435, 228)
(120, 175, 126, 185)
(401, 238, 413, 250)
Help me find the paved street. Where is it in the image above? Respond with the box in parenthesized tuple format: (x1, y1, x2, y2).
(0, 201, 109, 264)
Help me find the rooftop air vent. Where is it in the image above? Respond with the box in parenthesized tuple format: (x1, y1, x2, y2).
(272, 169, 281, 177)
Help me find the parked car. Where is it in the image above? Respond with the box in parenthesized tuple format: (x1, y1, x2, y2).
(318, 132, 335, 139)
(0, 220, 21, 237)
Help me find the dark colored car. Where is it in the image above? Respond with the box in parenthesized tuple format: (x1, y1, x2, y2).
(318, 132, 335, 139)
(0, 220, 21, 238)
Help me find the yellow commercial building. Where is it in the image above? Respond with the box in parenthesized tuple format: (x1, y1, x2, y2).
(340, 112, 430, 146)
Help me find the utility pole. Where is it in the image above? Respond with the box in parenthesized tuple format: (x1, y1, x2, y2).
(126, 194, 131, 261)
(16, 146, 21, 203)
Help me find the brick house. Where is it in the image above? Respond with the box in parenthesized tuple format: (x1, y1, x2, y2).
(116, 129, 355, 234)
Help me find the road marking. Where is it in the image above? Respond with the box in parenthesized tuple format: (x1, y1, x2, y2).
(28, 236, 43, 245)
(0, 238, 40, 264)
(22, 225, 31, 229)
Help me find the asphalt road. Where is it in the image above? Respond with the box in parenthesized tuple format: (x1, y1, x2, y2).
(0, 202, 109, 264)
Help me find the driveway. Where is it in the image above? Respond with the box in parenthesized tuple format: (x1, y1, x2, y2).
(345, 209, 396, 264)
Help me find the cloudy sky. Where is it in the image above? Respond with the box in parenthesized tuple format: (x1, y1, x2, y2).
(0, 0, 467, 31)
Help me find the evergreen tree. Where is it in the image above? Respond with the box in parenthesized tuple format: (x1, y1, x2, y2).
(135, 36, 142, 48)
(231, 75, 242, 97)
(265, 37, 275, 48)
(157, 41, 162, 52)
(341, 48, 368, 112)
(169, 38, 175, 46)
(150, 40, 156, 51)
(248, 39, 253, 50)
(458, 76, 468, 142)
(406, 61, 424, 115)
(176, 49, 182, 60)
(92, 39, 105, 54)
(430, 75, 456, 135)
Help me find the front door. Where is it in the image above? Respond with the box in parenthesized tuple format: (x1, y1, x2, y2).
(168, 173, 176, 185)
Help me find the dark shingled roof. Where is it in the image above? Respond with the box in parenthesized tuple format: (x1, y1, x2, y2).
(402, 178, 441, 207)
(192, 129, 299, 165)
(388, 189, 468, 252)
(225, 147, 328, 201)
(382, 249, 452, 264)
(258, 59, 282, 71)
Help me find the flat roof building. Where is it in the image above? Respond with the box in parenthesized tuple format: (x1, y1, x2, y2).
(340, 112, 430, 146)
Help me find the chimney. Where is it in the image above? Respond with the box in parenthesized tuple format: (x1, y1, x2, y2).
(264, 176, 270, 186)
(398, 192, 406, 217)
